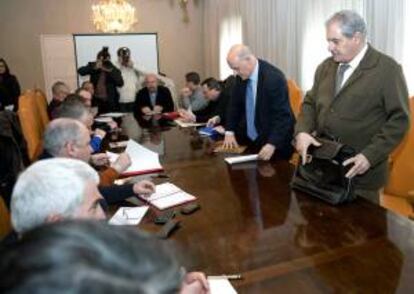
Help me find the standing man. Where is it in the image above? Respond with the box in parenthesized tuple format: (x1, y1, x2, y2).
(223, 44, 295, 160)
(116, 47, 144, 113)
(294, 10, 410, 204)
(78, 47, 124, 114)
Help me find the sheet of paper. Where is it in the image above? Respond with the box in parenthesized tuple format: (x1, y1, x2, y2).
(208, 278, 238, 294)
(109, 206, 149, 225)
(107, 140, 163, 176)
(174, 119, 206, 128)
(109, 140, 129, 149)
(224, 154, 259, 165)
(100, 112, 127, 118)
(145, 183, 196, 210)
(94, 116, 113, 123)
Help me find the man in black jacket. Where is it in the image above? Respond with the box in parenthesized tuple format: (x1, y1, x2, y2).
(134, 73, 174, 117)
(223, 44, 295, 160)
(78, 47, 124, 114)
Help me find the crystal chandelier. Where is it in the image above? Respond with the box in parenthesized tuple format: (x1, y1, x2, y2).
(92, 0, 137, 33)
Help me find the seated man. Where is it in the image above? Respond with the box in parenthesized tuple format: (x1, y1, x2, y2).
(47, 81, 70, 119)
(179, 77, 231, 128)
(0, 221, 209, 294)
(55, 94, 110, 154)
(179, 72, 208, 112)
(223, 44, 295, 161)
(42, 118, 154, 205)
(134, 73, 174, 117)
(75, 88, 93, 107)
(9, 158, 106, 237)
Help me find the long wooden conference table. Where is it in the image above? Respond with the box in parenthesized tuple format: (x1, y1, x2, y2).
(115, 114, 414, 293)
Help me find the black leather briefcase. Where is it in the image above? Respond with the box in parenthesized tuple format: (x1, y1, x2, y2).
(291, 137, 356, 205)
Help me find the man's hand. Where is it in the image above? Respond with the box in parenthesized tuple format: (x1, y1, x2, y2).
(258, 143, 275, 161)
(178, 109, 196, 123)
(106, 119, 118, 130)
(141, 107, 152, 115)
(206, 115, 220, 127)
(180, 272, 210, 294)
(153, 105, 163, 114)
(90, 153, 109, 167)
(133, 180, 155, 197)
(223, 132, 239, 149)
(180, 87, 191, 98)
(94, 128, 106, 139)
(111, 152, 131, 174)
(343, 153, 371, 178)
(294, 132, 321, 165)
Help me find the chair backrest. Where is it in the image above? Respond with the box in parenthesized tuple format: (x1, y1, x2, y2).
(0, 196, 12, 239)
(385, 97, 414, 197)
(287, 79, 302, 118)
(34, 88, 50, 132)
(18, 90, 44, 162)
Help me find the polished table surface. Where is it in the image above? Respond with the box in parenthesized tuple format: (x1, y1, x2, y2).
(116, 115, 414, 293)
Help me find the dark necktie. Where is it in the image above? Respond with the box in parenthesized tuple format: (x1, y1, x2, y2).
(335, 63, 350, 95)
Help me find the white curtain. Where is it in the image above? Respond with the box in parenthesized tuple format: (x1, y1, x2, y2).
(203, 0, 413, 95)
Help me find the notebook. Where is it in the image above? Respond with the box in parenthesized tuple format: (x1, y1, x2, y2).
(141, 183, 196, 210)
(109, 206, 149, 226)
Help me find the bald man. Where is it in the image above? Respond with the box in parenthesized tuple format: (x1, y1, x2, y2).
(223, 44, 295, 160)
(133, 73, 174, 117)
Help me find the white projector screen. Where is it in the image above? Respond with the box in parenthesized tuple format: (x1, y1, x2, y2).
(73, 33, 159, 85)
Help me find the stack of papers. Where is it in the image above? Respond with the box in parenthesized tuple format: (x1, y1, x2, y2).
(107, 139, 163, 176)
(208, 278, 238, 294)
(174, 119, 206, 128)
(224, 154, 259, 165)
(109, 206, 149, 225)
(94, 116, 113, 123)
(100, 112, 127, 118)
(142, 183, 196, 210)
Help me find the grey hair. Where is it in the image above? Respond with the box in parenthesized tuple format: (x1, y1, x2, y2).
(326, 10, 367, 40)
(51, 81, 69, 96)
(11, 158, 99, 234)
(43, 118, 86, 157)
(0, 221, 183, 293)
(55, 95, 89, 120)
(228, 44, 254, 61)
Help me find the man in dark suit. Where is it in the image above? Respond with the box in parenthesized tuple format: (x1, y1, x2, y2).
(223, 44, 295, 160)
(134, 73, 174, 117)
(294, 10, 410, 204)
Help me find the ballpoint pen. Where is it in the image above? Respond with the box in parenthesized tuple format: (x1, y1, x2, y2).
(208, 274, 242, 280)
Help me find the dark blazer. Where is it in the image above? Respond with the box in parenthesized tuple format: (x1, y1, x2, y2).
(0, 74, 20, 111)
(77, 61, 124, 111)
(295, 45, 410, 189)
(226, 59, 295, 158)
(134, 86, 174, 116)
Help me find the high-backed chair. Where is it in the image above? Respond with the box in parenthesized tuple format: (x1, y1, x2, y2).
(287, 79, 302, 118)
(35, 88, 50, 132)
(18, 90, 44, 162)
(381, 97, 414, 217)
(0, 196, 12, 239)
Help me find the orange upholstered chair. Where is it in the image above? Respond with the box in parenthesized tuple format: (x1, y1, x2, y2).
(381, 97, 414, 217)
(35, 88, 50, 132)
(287, 79, 302, 118)
(18, 90, 44, 162)
(0, 196, 12, 239)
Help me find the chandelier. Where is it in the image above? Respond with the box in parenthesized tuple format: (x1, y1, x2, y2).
(92, 0, 137, 33)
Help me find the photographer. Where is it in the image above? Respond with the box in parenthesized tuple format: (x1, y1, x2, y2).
(78, 47, 124, 114)
(116, 47, 143, 112)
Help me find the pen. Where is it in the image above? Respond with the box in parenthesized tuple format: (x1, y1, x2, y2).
(208, 274, 242, 280)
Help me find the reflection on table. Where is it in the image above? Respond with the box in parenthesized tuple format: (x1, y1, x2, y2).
(112, 114, 414, 293)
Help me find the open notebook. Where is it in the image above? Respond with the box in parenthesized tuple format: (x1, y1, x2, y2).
(141, 183, 196, 210)
(107, 139, 163, 177)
